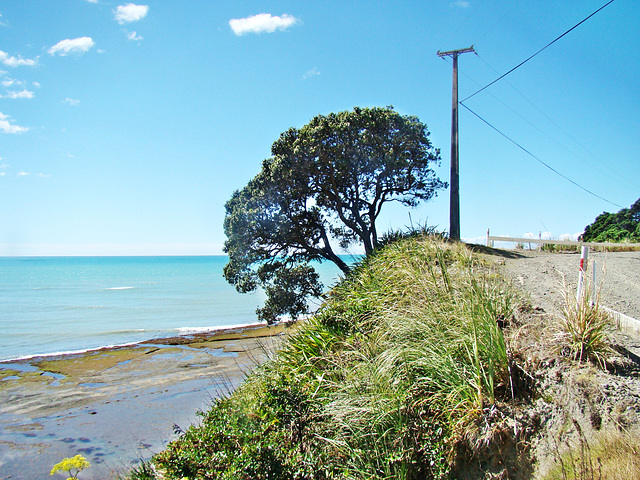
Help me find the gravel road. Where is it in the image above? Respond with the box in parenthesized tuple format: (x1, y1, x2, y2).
(495, 249, 640, 321)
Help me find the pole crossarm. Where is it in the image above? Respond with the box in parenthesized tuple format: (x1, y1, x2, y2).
(437, 45, 476, 58)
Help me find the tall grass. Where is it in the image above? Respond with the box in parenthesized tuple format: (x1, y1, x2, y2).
(149, 235, 520, 479)
(555, 274, 612, 367)
(272, 237, 517, 477)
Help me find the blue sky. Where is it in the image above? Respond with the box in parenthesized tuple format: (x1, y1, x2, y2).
(1, 1, 638, 256)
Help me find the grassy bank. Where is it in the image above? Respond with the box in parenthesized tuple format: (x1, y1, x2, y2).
(129, 236, 524, 479)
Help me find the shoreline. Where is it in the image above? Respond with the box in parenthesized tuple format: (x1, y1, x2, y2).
(0, 321, 278, 365)
(0, 321, 289, 479)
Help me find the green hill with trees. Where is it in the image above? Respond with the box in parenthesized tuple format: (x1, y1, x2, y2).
(580, 198, 640, 243)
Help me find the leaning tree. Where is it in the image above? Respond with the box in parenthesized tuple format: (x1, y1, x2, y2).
(223, 106, 446, 323)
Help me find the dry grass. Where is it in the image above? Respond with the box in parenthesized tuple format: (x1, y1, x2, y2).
(543, 426, 640, 480)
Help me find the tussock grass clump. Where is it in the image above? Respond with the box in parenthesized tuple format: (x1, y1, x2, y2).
(149, 235, 521, 479)
(555, 276, 612, 367)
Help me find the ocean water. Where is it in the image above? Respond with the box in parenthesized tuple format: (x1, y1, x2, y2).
(0, 256, 345, 362)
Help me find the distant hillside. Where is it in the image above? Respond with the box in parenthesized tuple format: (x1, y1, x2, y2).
(581, 197, 640, 243)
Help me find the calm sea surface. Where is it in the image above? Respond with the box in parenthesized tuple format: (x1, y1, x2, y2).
(0, 256, 344, 362)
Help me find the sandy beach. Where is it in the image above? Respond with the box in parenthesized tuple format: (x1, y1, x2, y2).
(0, 323, 287, 480)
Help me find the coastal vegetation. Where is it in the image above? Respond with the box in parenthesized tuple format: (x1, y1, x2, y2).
(50, 454, 90, 479)
(123, 233, 640, 479)
(223, 107, 446, 324)
(133, 234, 530, 479)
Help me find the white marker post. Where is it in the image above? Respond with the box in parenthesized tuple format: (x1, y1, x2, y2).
(591, 260, 597, 306)
(576, 245, 589, 301)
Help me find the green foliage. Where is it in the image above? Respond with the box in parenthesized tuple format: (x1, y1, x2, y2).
(122, 461, 157, 480)
(50, 454, 90, 479)
(581, 197, 640, 243)
(151, 236, 521, 479)
(223, 106, 445, 323)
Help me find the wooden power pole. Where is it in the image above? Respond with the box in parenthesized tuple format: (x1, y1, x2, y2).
(437, 45, 475, 241)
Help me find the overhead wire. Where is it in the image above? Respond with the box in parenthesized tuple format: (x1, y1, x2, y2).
(458, 101, 624, 209)
(440, 54, 628, 207)
(474, 52, 636, 191)
(460, 0, 615, 103)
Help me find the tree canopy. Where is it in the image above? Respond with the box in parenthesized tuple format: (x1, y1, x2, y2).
(223, 106, 446, 323)
(581, 198, 640, 243)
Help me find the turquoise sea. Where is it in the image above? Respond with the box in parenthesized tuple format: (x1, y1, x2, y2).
(0, 256, 345, 362)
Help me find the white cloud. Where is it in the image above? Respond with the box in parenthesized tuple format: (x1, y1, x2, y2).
(4, 89, 34, 99)
(2, 79, 14, 87)
(115, 4, 149, 24)
(48, 37, 95, 56)
(33, 81, 40, 88)
(560, 232, 582, 241)
(0, 112, 28, 134)
(303, 67, 320, 80)
(454, 1, 471, 7)
(229, 13, 299, 36)
(86, 0, 99, 3)
(63, 97, 80, 106)
(0, 172, 5, 176)
(127, 31, 143, 41)
(17, 171, 30, 177)
(0, 50, 37, 67)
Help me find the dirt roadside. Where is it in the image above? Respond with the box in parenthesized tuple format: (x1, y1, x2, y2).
(497, 249, 640, 321)
(481, 248, 640, 479)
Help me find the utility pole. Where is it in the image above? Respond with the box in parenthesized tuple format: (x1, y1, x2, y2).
(437, 45, 475, 241)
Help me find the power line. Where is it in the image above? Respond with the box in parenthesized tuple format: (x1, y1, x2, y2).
(461, 0, 615, 103)
(459, 101, 624, 209)
(443, 52, 635, 193)
(474, 52, 637, 191)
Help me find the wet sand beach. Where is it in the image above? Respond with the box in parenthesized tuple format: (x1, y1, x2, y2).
(0, 323, 287, 480)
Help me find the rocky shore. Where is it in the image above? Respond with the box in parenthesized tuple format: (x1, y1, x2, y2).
(0, 323, 287, 479)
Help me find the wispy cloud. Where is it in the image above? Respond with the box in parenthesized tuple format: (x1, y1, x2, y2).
(0, 112, 28, 134)
(48, 37, 95, 56)
(302, 67, 320, 80)
(63, 97, 80, 106)
(454, 1, 471, 7)
(229, 13, 299, 36)
(127, 31, 143, 41)
(115, 4, 149, 24)
(17, 171, 30, 177)
(4, 89, 34, 99)
(0, 50, 37, 67)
